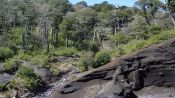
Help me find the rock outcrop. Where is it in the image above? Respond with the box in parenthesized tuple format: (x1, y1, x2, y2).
(51, 38, 175, 98)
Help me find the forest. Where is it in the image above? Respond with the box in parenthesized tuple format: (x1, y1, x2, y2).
(0, 0, 175, 97)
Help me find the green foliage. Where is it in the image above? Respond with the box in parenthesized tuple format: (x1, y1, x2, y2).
(135, 0, 163, 17)
(169, 0, 175, 13)
(17, 50, 49, 66)
(111, 32, 129, 45)
(116, 8, 133, 18)
(112, 29, 175, 57)
(146, 29, 175, 45)
(130, 15, 150, 39)
(3, 58, 21, 73)
(31, 54, 49, 66)
(12, 67, 43, 91)
(91, 1, 114, 12)
(0, 47, 14, 61)
(50, 67, 60, 76)
(148, 25, 162, 35)
(50, 47, 78, 57)
(89, 42, 100, 53)
(17, 50, 32, 61)
(0, 83, 5, 91)
(95, 50, 111, 68)
(79, 57, 96, 71)
(119, 39, 146, 55)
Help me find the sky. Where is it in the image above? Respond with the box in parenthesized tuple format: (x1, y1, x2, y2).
(69, 0, 165, 7)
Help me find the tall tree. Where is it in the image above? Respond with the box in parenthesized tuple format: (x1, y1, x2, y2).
(60, 13, 76, 47)
(48, 0, 72, 47)
(166, 0, 175, 26)
(38, 3, 50, 53)
(135, 0, 163, 25)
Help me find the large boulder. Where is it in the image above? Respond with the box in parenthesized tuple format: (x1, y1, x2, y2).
(51, 38, 175, 98)
(34, 67, 53, 82)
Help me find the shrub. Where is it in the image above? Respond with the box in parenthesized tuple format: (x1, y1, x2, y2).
(149, 25, 162, 35)
(0, 47, 14, 61)
(146, 29, 175, 46)
(11, 67, 43, 91)
(89, 42, 100, 54)
(3, 58, 21, 73)
(79, 57, 95, 70)
(120, 39, 146, 55)
(31, 54, 49, 66)
(112, 29, 175, 58)
(0, 83, 5, 91)
(50, 67, 61, 76)
(111, 32, 129, 45)
(17, 50, 32, 61)
(95, 51, 111, 68)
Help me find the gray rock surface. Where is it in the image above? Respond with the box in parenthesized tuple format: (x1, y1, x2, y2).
(0, 73, 13, 85)
(34, 67, 53, 82)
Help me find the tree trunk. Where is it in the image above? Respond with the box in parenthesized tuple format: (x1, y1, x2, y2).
(93, 28, 96, 42)
(55, 33, 58, 47)
(13, 18, 16, 32)
(21, 15, 26, 50)
(66, 34, 69, 47)
(170, 13, 175, 27)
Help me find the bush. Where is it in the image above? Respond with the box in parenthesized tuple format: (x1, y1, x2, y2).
(120, 39, 146, 55)
(146, 29, 175, 46)
(10, 67, 43, 91)
(112, 29, 175, 58)
(17, 50, 32, 61)
(149, 25, 162, 35)
(79, 57, 96, 70)
(0, 47, 14, 61)
(111, 32, 129, 45)
(0, 83, 5, 91)
(89, 42, 100, 53)
(95, 51, 111, 68)
(31, 54, 49, 66)
(3, 58, 21, 73)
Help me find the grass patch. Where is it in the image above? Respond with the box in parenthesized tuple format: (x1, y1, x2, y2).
(0, 47, 14, 61)
(50, 47, 78, 57)
(8, 66, 43, 92)
(3, 58, 21, 73)
(31, 54, 49, 66)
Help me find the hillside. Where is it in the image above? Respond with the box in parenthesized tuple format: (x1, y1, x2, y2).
(51, 37, 175, 98)
(1, 0, 175, 98)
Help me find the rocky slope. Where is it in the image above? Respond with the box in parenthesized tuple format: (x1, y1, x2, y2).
(51, 38, 175, 98)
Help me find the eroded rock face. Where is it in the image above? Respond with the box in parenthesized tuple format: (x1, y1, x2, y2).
(51, 38, 175, 98)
